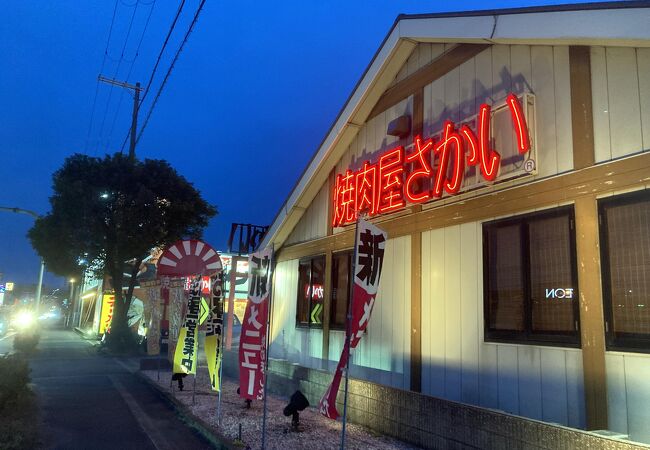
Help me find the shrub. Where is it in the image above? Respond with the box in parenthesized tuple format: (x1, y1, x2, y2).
(13, 332, 40, 354)
(0, 354, 38, 449)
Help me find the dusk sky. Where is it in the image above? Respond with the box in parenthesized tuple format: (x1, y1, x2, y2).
(0, 0, 596, 288)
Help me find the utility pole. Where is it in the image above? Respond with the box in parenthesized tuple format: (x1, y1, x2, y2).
(98, 76, 142, 161)
(0, 206, 45, 312)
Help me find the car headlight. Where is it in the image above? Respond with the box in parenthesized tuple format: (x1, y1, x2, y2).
(14, 311, 35, 329)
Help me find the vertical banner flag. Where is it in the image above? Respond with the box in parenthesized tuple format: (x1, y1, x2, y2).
(173, 277, 201, 375)
(205, 271, 225, 391)
(319, 218, 387, 419)
(239, 247, 273, 401)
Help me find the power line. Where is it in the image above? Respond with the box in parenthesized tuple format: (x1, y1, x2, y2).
(84, 0, 119, 154)
(119, 0, 187, 153)
(95, 0, 140, 154)
(104, 0, 157, 153)
(135, 0, 207, 146)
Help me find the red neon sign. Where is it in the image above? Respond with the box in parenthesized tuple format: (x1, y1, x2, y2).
(332, 93, 531, 227)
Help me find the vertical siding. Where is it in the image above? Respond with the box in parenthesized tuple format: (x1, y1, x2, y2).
(285, 183, 329, 245)
(391, 43, 446, 87)
(592, 46, 650, 162)
(423, 44, 574, 180)
(325, 236, 411, 390)
(269, 259, 322, 370)
(421, 221, 585, 428)
(606, 353, 650, 443)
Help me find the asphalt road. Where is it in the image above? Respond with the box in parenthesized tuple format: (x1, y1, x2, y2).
(2, 328, 216, 450)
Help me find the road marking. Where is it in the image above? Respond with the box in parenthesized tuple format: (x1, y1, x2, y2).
(109, 375, 174, 450)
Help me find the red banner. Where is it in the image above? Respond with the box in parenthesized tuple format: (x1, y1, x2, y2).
(238, 247, 273, 401)
(320, 218, 387, 419)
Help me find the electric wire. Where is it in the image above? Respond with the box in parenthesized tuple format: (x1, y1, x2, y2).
(118, 0, 187, 153)
(84, 0, 119, 153)
(135, 0, 207, 146)
(95, 0, 140, 154)
(104, 0, 157, 153)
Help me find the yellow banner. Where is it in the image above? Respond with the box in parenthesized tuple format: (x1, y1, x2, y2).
(173, 284, 201, 375)
(173, 327, 199, 375)
(205, 334, 222, 391)
(99, 293, 115, 334)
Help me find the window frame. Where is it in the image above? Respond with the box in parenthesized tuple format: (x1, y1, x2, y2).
(482, 206, 581, 347)
(330, 249, 353, 330)
(295, 254, 325, 329)
(599, 189, 650, 353)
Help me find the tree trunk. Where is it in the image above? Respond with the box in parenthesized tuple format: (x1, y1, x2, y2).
(106, 260, 136, 352)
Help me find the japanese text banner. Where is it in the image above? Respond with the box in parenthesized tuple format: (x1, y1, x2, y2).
(205, 271, 224, 391)
(173, 278, 201, 375)
(320, 218, 387, 419)
(239, 247, 273, 401)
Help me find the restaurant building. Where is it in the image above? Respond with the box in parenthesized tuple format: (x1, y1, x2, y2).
(259, 3, 650, 448)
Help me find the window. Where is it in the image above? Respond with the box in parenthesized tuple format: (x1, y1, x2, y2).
(296, 255, 325, 327)
(599, 190, 650, 352)
(483, 206, 580, 346)
(331, 251, 353, 329)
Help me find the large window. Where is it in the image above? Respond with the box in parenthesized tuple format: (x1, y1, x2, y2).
(296, 255, 325, 327)
(483, 206, 580, 346)
(331, 250, 352, 329)
(600, 190, 650, 352)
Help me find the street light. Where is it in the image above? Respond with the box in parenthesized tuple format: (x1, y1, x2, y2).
(0, 206, 45, 313)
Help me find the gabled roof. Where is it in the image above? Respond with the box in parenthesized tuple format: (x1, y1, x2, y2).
(261, 1, 650, 251)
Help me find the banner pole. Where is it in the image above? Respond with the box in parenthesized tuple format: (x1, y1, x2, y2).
(261, 246, 275, 450)
(216, 292, 225, 425)
(341, 219, 360, 450)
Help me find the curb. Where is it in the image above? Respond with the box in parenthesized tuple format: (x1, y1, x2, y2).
(135, 370, 238, 450)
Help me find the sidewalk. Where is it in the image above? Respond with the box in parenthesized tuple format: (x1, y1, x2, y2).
(140, 366, 420, 450)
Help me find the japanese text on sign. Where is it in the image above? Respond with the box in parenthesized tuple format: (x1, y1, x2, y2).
(332, 93, 531, 226)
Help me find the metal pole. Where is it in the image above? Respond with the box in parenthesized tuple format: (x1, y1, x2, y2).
(216, 298, 226, 425)
(340, 220, 360, 450)
(35, 259, 44, 314)
(261, 247, 275, 450)
(129, 82, 140, 161)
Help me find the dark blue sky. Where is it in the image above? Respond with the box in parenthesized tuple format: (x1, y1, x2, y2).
(0, 0, 595, 287)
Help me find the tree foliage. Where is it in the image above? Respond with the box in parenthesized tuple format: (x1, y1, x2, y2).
(29, 153, 216, 350)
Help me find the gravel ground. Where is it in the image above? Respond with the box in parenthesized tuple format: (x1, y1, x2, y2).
(141, 368, 420, 450)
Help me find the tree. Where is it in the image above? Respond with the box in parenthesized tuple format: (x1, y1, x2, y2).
(29, 153, 216, 351)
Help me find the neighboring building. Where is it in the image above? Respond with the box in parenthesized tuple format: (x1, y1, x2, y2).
(259, 3, 650, 447)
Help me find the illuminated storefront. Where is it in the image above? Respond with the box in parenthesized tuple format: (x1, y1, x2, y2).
(258, 3, 650, 447)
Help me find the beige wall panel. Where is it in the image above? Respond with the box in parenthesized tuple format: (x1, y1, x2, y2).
(491, 44, 512, 102)
(605, 353, 629, 435)
(285, 182, 328, 245)
(606, 353, 650, 443)
(497, 345, 520, 414)
(540, 348, 569, 425)
(444, 226, 462, 402)
(553, 46, 574, 173)
(531, 46, 559, 177)
(421, 227, 446, 398)
(638, 48, 650, 151)
(607, 47, 643, 159)
(591, 47, 612, 162)
(566, 349, 587, 429)
(622, 354, 650, 443)
(518, 346, 543, 420)
(460, 222, 480, 405)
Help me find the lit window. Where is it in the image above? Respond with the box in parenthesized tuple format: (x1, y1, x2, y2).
(483, 206, 580, 346)
(599, 190, 650, 352)
(296, 255, 325, 328)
